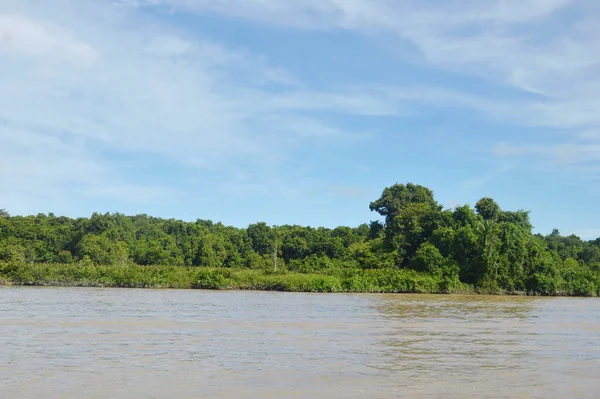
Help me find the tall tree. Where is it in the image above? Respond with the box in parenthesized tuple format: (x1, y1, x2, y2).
(370, 183, 442, 265)
(369, 183, 440, 226)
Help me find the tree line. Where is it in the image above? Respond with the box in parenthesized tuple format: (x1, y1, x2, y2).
(1, 183, 599, 295)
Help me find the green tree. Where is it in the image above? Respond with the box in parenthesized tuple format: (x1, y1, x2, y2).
(76, 234, 117, 265)
(369, 183, 440, 227)
(473, 198, 503, 288)
(410, 242, 444, 273)
(475, 197, 500, 221)
(370, 183, 442, 266)
(247, 222, 274, 256)
(195, 233, 228, 267)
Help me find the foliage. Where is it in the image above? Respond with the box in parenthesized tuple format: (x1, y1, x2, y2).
(1, 182, 599, 296)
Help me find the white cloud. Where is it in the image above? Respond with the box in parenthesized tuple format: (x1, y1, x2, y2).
(263, 90, 401, 116)
(493, 142, 600, 165)
(0, 14, 98, 62)
(579, 130, 600, 141)
(0, 123, 177, 214)
(143, 0, 600, 166)
(82, 184, 182, 202)
(1, 0, 387, 213)
(146, 35, 192, 57)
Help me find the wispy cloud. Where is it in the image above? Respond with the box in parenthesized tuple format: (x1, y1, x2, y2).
(142, 0, 600, 175)
(0, 13, 98, 62)
(460, 163, 514, 189)
(0, 0, 383, 212)
(493, 143, 600, 165)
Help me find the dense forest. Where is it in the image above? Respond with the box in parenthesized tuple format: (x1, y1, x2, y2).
(1, 183, 599, 295)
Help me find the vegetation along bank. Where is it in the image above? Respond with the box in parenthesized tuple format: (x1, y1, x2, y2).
(1, 183, 599, 296)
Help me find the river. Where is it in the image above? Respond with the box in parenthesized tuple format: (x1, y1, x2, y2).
(1, 287, 598, 398)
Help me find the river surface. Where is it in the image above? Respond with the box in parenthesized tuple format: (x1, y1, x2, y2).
(1, 287, 599, 398)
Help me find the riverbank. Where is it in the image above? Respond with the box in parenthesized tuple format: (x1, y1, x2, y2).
(2, 262, 598, 296)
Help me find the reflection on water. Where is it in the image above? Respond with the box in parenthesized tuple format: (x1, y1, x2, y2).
(0, 287, 599, 398)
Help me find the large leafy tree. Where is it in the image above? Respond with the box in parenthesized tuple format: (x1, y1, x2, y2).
(370, 183, 442, 265)
(369, 183, 441, 226)
(247, 222, 275, 256)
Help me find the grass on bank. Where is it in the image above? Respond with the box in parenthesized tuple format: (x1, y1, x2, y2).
(0, 261, 474, 294)
(2, 262, 598, 296)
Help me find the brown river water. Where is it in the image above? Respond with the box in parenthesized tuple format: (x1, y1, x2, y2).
(1, 287, 599, 398)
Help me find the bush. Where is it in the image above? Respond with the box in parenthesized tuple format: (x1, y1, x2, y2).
(58, 250, 73, 264)
(410, 242, 444, 273)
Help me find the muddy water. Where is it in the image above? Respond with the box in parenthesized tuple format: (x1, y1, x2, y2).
(0, 287, 598, 398)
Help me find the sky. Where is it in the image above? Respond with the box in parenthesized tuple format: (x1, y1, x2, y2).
(1, 0, 600, 238)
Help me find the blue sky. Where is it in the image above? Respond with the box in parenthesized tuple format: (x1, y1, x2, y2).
(1, 0, 600, 238)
